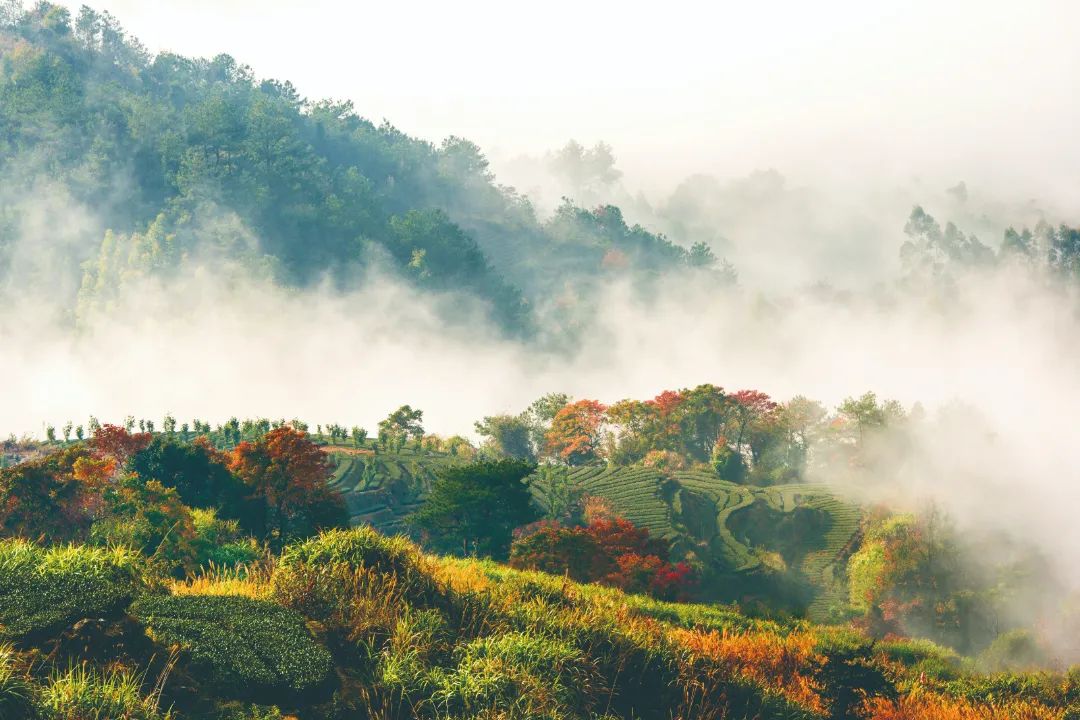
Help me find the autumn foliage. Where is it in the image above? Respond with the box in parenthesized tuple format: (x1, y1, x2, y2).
(89, 423, 151, 463)
(228, 426, 346, 549)
(510, 516, 694, 600)
(0, 446, 101, 541)
(544, 399, 608, 465)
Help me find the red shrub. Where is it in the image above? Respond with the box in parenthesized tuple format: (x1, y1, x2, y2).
(510, 516, 695, 600)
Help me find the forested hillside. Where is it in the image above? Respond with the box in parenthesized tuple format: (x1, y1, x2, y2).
(0, 3, 725, 335)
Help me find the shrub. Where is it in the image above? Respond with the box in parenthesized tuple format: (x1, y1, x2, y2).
(91, 477, 198, 576)
(37, 664, 169, 720)
(192, 509, 260, 568)
(417, 632, 595, 717)
(130, 594, 333, 701)
(509, 518, 694, 600)
(0, 541, 143, 642)
(877, 637, 961, 681)
(977, 629, 1051, 673)
(278, 527, 441, 604)
(281, 527, 419, 576)
(0, 446, 99, 542)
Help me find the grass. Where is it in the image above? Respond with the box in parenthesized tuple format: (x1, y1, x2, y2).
(0, 643, 35, 719)
(168, 561, 272, 600)
(38, 664, 171, 720)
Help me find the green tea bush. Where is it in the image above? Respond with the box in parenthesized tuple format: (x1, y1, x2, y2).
(130, 594, 333, 701)
(0, 540, 143, 641)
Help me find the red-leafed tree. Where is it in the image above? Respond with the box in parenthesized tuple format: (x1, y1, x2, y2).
(729, 389, 780, 450)
(90, 424, 151, 464)
(228, 426, 346, 550)
(544, 399, 608, 465)
(650, 389, 685, 417)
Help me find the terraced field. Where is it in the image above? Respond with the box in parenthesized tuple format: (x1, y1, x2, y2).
(550, 465, 675, 538)
(323, 444, 463, 534)
(322, 449, 862, 620)
(532, 465, 863, 620)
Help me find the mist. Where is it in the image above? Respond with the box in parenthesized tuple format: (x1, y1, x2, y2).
(5, 234, 1080, 602)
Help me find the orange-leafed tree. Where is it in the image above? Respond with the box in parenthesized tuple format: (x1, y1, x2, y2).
(0, 446, 99, 541)
(544, 399, 608, 465)
(228, 426, 346, 549)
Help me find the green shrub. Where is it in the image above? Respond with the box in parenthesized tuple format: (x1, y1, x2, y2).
(877, 636, 958, 666)
(0, 540, 143, 641)
(199, 540, 261, 569)
(416, 632, 594, 718)
(131, 594, 334, 701)
(977, 629, 1050, 672)
(191, 509, 261, 569)
(281, 527, 420, 576)
(37, 664, 169, 720)
(279, 527, 442, 604)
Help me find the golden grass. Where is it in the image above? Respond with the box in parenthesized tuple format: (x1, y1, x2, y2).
(669, 626, 825, 713)
(862, 687, 1065, 720)
(168, 562, 272, 600)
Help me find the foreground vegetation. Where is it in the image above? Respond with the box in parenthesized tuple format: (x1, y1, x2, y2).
(0, 528, 1076, 719)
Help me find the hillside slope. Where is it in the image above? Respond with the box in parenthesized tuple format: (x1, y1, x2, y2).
(0, 528, 1073, 720)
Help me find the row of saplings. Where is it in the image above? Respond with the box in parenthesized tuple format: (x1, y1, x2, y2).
(0, 524, 925, 720)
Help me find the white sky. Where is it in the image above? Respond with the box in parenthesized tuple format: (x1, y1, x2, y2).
(56, 0, 1080, 201)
